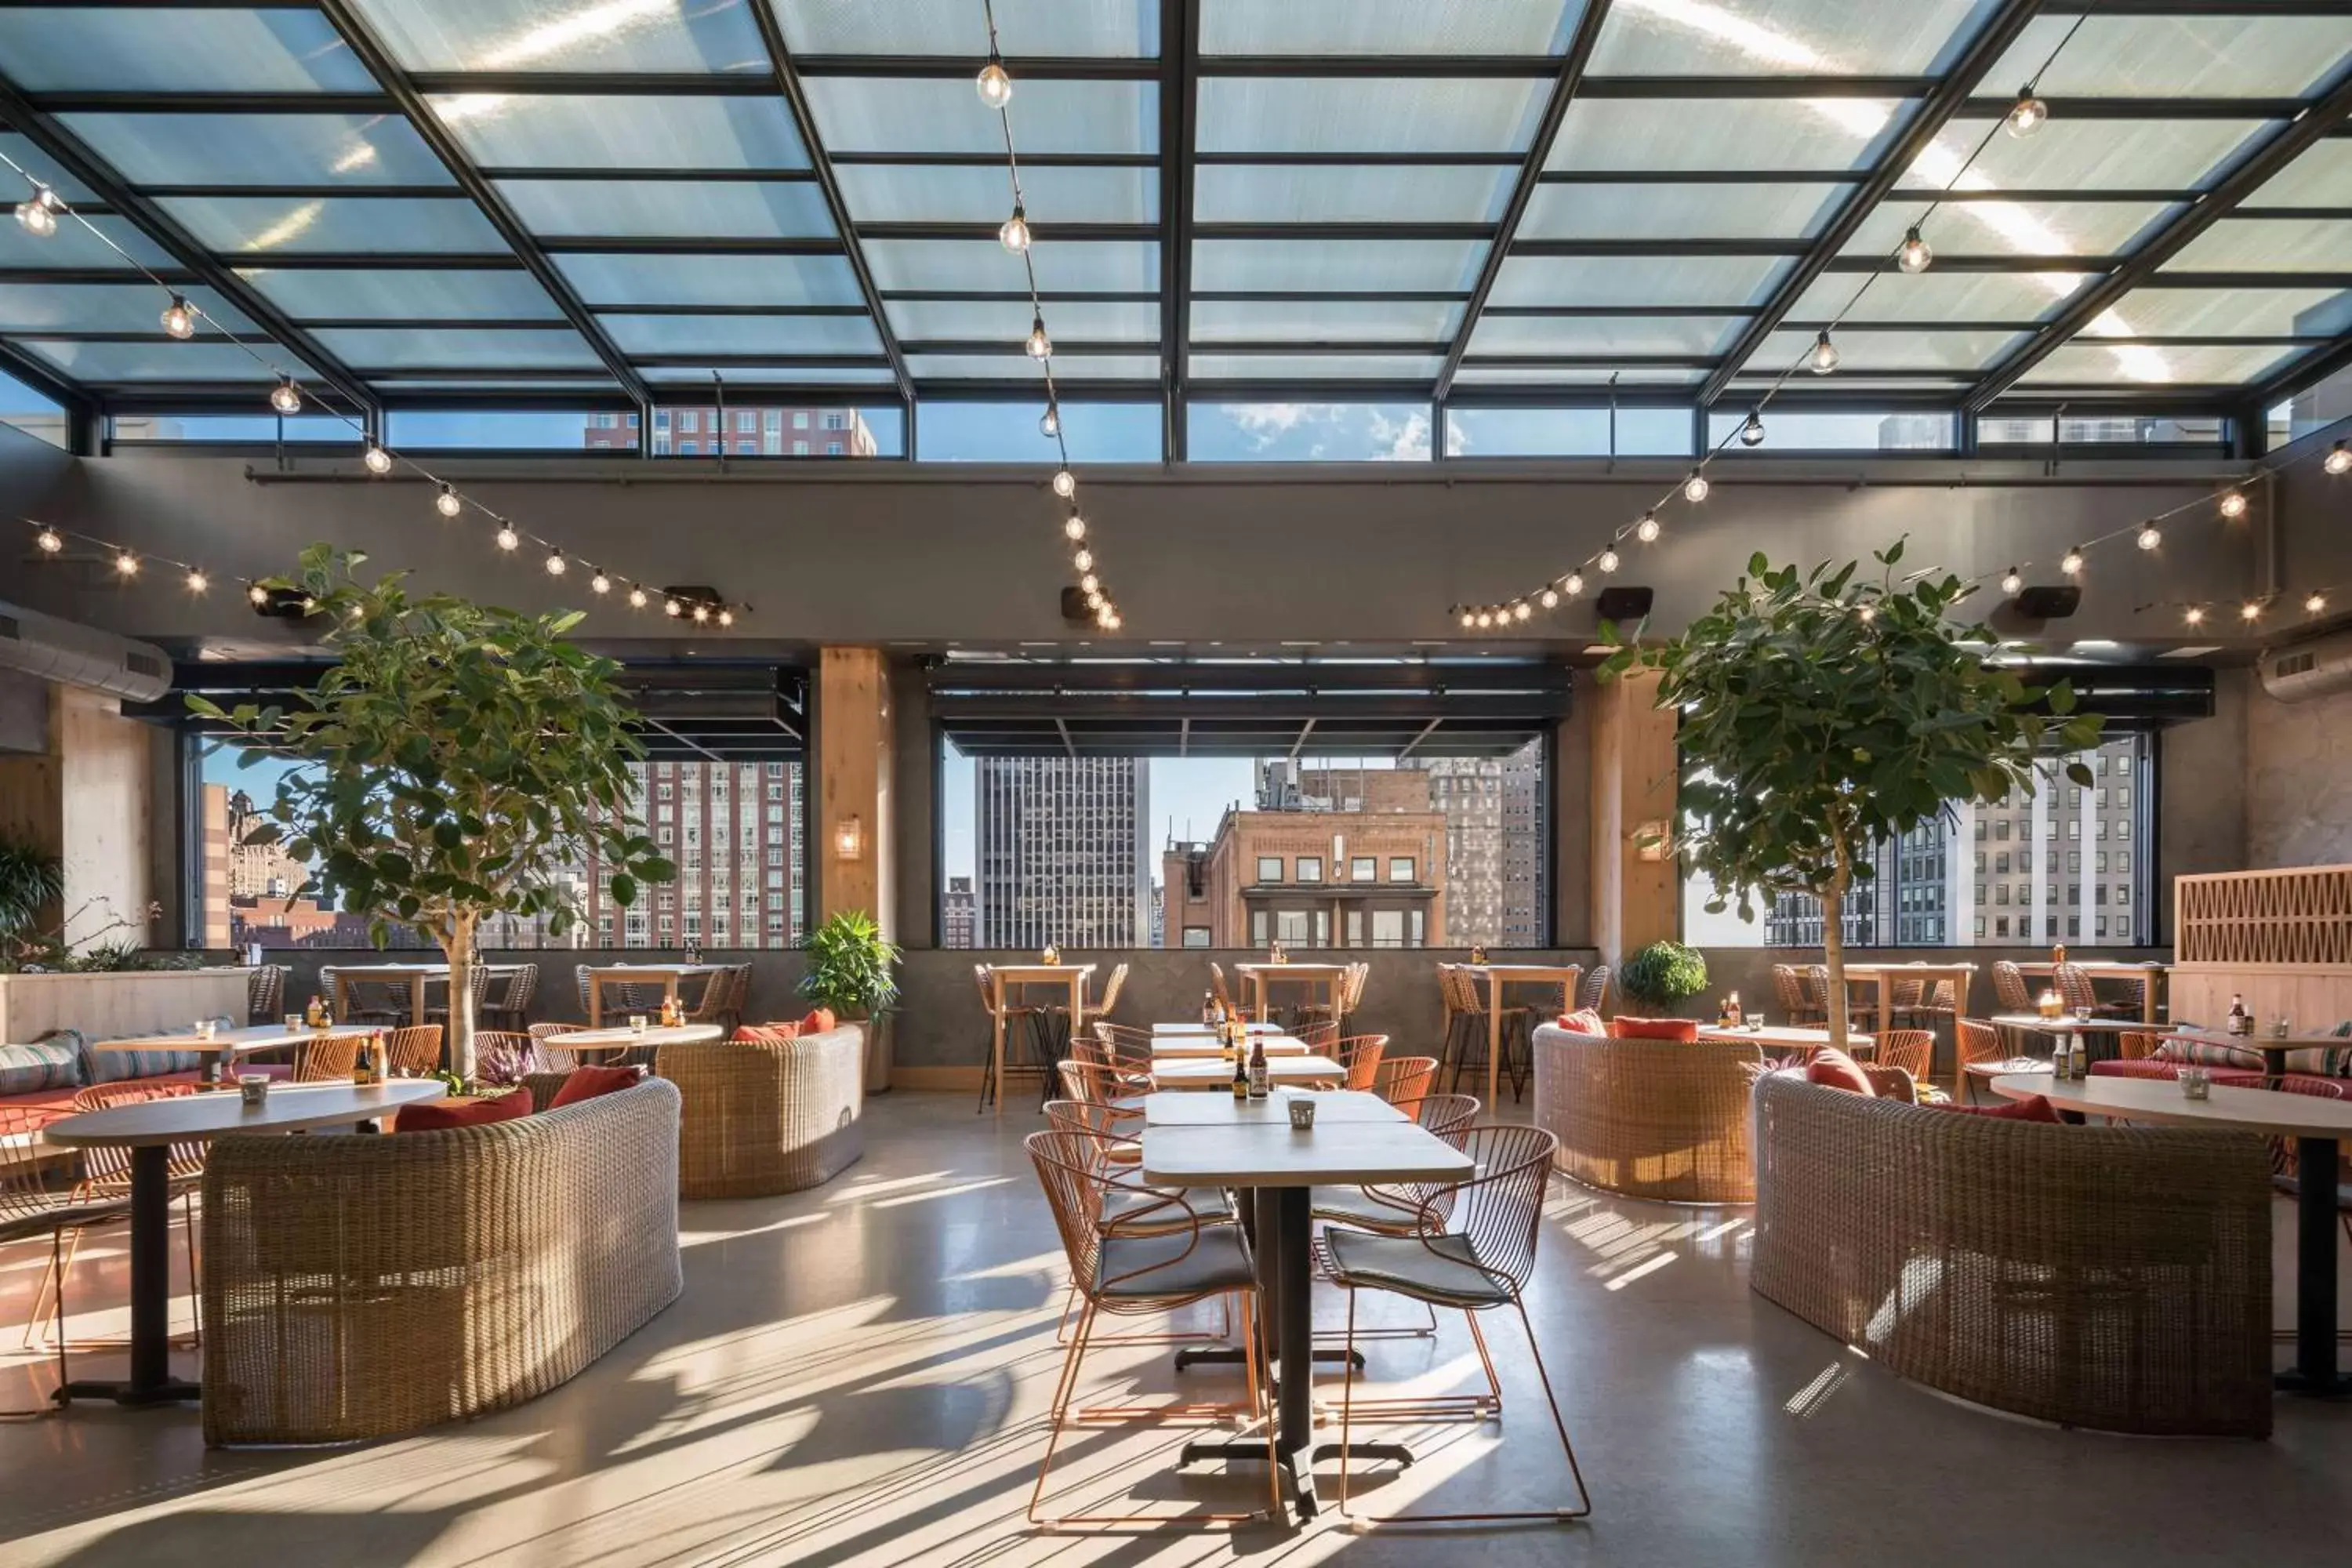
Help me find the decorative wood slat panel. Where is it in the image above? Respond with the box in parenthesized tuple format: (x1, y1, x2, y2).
(2176, 865, 2352, 967)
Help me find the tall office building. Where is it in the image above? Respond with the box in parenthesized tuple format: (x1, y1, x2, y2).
(563, 760, 806, 950)
(942, 876, 975, 949)
(583, 405, 878, 457)
(975, 758, 1152, 949)
(1410, 742, 1546, 948)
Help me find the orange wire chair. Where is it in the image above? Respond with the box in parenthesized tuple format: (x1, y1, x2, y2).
(384, 1025, 444, 1077)
(1041, 1099, 1236, 1350)
(1, 1105, 131, 1414)
(1333, 1033, 1388, 1092)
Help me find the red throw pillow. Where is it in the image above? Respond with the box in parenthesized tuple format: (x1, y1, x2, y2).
(733, 1022, 800, 1043)
(397, 1086, 532, 1134)
(1937, 1093, 2063, 1123)
(549, 1065, 641, 1108)
(1556, 1008, 1606, 1036)
(1609, 1016, 1700, 1043)
(1805, 1047, 1875, 1097)
(798, 1007, 838, 1035)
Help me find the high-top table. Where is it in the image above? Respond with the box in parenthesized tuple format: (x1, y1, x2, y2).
(985, 964, 1095, 1119)
(583, 963, 729, 1027)
(93, 1021, 378, 1085)
(1993, 1071, 2352, 1399)
(2011, 959, 2165, 1023)
(1461, 963, 1584, 1108)
(1231, 962, 1348, 1025)
(1143, 1107, 1472, 1520)
(40, 1080, 445, 1406)
(328, 962, 442, 1026)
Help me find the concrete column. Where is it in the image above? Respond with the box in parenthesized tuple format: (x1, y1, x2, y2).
(0, 681, 154, 952)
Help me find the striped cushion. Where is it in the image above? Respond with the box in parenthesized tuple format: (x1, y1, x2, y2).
(2151, 1034, 2265, 1072)
(2285, 1020, 2352, 1077)
(0, 1041, 82, 1096)
(88, 1047, 207, 1084)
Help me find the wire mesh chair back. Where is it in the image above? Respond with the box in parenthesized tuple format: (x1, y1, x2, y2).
(1373, 1054, 1437, 1114)
(497, 963, 539, 1015)
(1334, 1034, 1388, 1092)
(1, 1106, 91, 1224)
(1028, 1127, 1214, 1309)
(1042, 1098, 1137, 1166)
(1442, 964, 1478, 1015)
(1397, 1124, 1557, 1303)
(1068, 1033, 1111, 1069)
(245, 964, 285, 1024)
(1771, 964, 1809, 1018)
(1343, 962, 1370, 1017)
(1875, 1029, 1936, 1083)
(1992, 960, 2034, 1013)
(1889, 977, 1924, 1009)
(474, 1029, 542, 1085)
(528, 1021, 585, 1071)
(1416, 1092, 1481, 1141)
(2053, 963, 2100, 1016)
(1294, 1018, 1341, 1052)
(1095, 962, 1129, 1018)
(1956, 1018, 2005, 1069)
(1058, 1057, 1147, 1114)
(1577, 965, 1610, 1012)
(68, 1082, 206, 1189)
(2118, 1029, 2160, 1060)
(293, 1033, 361, 1082)
(384, 1025, 444, 1077)
(1089, 1022, 1158, 1072)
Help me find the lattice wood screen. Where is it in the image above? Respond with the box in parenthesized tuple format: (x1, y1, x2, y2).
(2176, 866, 2352, 966)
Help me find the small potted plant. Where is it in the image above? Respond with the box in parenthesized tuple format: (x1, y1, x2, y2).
(1619, 940, 1710, 1015)
(799, 909, 902, 1091)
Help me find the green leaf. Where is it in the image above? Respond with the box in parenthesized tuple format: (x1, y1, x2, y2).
(610, 872, 636, 906)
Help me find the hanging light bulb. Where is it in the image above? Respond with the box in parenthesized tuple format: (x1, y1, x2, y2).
(1857, 602, 1877, 623)
(113, 550, 139, 577)
(2136, 521, 2161, 550)
(269, 377, 302, 415)
(664, 597, 683, 618)
(1073, 548, 1094, 572)
(1080, 572, 1100, 594)
(1051, 467, 1075, 499)
(1104, 610, 1122, 631)
(2060, 545, 2085, 576)
(590, 570, 612, 595)
(2307, 592, 2328, 615)
(184, 567, 208, 593)
(1563, 572, 1584, 597)
(998, 204, 1030, 253)
(363, 444, 392, 475)
(717, 608, 735, 627)
(1682, 471, 1709, 503)
(161, 296, 198, 340)
(628, 586, 648, 609)
(1809, 330, 1839, 375)
(434, 484, 463, 518)
(494, 524, 519, 551)
(1635, 510, 1661, 544)
(2000, 566, 2024, 596)
(1460, 609, 1475, 630)
(2219, 490, 2248, 520)
(1024, 314, 1051, 360)
(15, 186, 59, 237)
(1512, 601, 1532, 622)
(2005, 89, 2049, 138)
(248, 583, 268, 606)
(2184, 605, 2205, 626)
(1085, 588, 1105, 610)
(34, 524, 62, 554)
(1040, 404, 1060, 438)
(1475, 610, 1494, 629)
(347, 601, 365, 622)
(1064, 514, 1086, 541)
(976, 55, 1012, 110)
(1541, 587, 1560, 610)
(1896, 225, 1933, 274)
(1597, 547, 1621, 575)
(2240, 600, 2263, 622)
(544, 550, 567, 576)
(1740, 410, 1766, 447)
(2326, 440, 2352, 475)
(692, 602, 711, 623)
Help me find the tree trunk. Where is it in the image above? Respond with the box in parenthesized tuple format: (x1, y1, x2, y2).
(444, 920, 477, 1082)
(1820, 884, 1848, 1053)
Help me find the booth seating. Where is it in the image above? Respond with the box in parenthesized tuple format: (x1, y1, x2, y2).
(656, 1024, 866, 1197)
(1532, 1022, 1766, 1204)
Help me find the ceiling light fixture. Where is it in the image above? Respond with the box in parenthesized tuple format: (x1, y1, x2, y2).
(1635, 511, 1661, 544)
(976, 54, 1012, 109)
(495, 523, 519, 551)
(160, 296, 198, 339)
(2326, 441, 2350, 476)
(184, 568, 208, 593)
(543, 550, 566, 575)
(1740, 410, 1766, 447)
(2240, 601, 2263, 622)
(998, 203, 1030, 253)
(628, 586, 648, 609)
(2000, 566, 2024, 596)
(2005, 89, 2048, 137)
(2307, 592, 2328, 615)
(1896, 226, 1933, 274)
(1596, 548, 1621, 575)
(434, 484, 463, 518)
(2183, 605, 2205, 626)
(1039, 404, 1059, 438)
(1563, 572, 1584, 597)
(269, 377, 302, 415)
(113, 550, 138, 577)
(34, 524, 62, 554)
(590, 570, 612, 595)
(1682, 471, 1709, 503)
(2060, 546, 2085, 576)
(1051, 466, 1075, 499)
(363, 444, 392, 475)
(2136, 522, 2162, 550)
(2219, 490, 2248, 520)
(14, 185, 59, 237)
(1540, 587, 1560, 609)
(1809, 330, 1839, 375)
(1064, 514, 1086, 541)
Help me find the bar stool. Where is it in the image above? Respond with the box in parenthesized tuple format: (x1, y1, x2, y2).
(974, 964, 1053, 1113)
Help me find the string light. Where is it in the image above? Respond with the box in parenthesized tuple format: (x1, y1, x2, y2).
(268, 377, 302, 415)
(691, 603, 711, 623)
(1073, 547, 1093, 572)
(2005, 89, 2049, 137)
(2240, 601, 2263, 622)
(2307, 592, 2328, 615)
(590, 570, 611, 594)
(2327, 441, 2351, 476)
(976, 53, 1012, 109)
(1596, 547, 1621, 575)
(1541, 587, 1560, 608)
(2060, 546, 2085, 576)
(999, 204, 1030, 253)
(1512, 601, 1531, 622)
(363, 444, 393, 475)
(14, 185, 58, 237)
(434, 484, 463, 518)
(1563, 572, 1584, 597)
(664, 597, 683, 618)
(1634, 511, 1661, 544)
(1682, 472, 1710, 503)
(718, 608, 735, 627)
(1080, 572, 1100, 593)
(1024, 314, 1051, 360)
(1040, 405, 1059, 438)
(1857, 603, 1877, 623)
(2000, 566, 2024, 596)
(543, 550, 567, 576)
(247, 583, 268, 606)
(2219, 490, 2248, 520)
(1051, 467, 1075, 499)
(2136, 522, 2162, 551)
(160, 296, 198, 340)
(1740, 411, 1766, 447)
(1460, 610, 1475, 630)
(34, 524, 62, 554)
(1475, 610, 1494, 629)
(112, 550, 138, 577)
(495, 524, 520, 551)
(1896, 226, 1933, 274)
(1064, 514, 1086, 541)
(629, 587, 649, 609)
(2184, 605, 2205, 626)
(1809, 330, 1840, 375)
(184, 568, 208, 593)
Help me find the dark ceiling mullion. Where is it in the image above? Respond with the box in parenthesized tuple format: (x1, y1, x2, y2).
(1196, 151, 1526, 167)
(216, 251, 526, 269)
(2150, 270, 2352, 288)
(1697, 0, 2046, 409)
(286, 318, 583, 331)
(1820, 253, 2122, 271)
(881, 289, 1163, 302)
(901, 340, 1163, 354)
(24, 91, 393, 112)
(1513, 238, 1813, 257)
(627, 355, 893, 370)
(1191, 222, 1494, 241)
(1163, 0, 1197, 460)
(1186, 379, 1437, 399)
(1482, 304, 1759, 318)
(474, 165, 816, 182)
(1537, 169, 1864, 183)
(0, 266, 199, 284)
(743, 0, 913, 405)
(2249, 332, 2352, 408)
(1778, 318, 2041, 330)
(858, 221, 1159, 241)
(1431, 0, 1613, 403)
(1192, 289, 1473, 303)
(913, 378, 1163, 397)
(310, 0, 651, 412)
(1885, 185, 2193, 202)
(790, 54, 1161, 80)
(1955, 95, 2310, 119)
(1186, 340, 1452, 354)
(0, 75, 379, 416)
(405, 72, 783, 96)
(534, 236, 848, 256)
(1965, 67, 2352, 412)
(343, 366, 619, 381)
(138, 183, 468, 199)
(2234, 206, 2352, 220)
(829, 151, 1157, 168)
(0, 336, 96, 416)
(1576, 75, 1935, 98)
(582, 303, 877, 318)
(1459, 354, 1718, 368)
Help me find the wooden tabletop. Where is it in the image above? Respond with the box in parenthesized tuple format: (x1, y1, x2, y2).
(1231, 963, 1348, 977)
(1462, 964, 1582, 979)
(1696, 1025, 1872, 1051)
(94, 1022, 377, 1053)
(1142, 1090, 1405, 1127)
(1150, 1054, 1344, 1087)
(2010, 960, 2166, 974)
(1991, 1073, 2352, 1138)
(2166, 1026, 2346, 1053)
(554, 1023, 723, 1050)
(583, 963, 727, 978)
(1988, 1013, 2150, 1033)
(41, 1080, 445, 1147)
(1151, 1034, 1312, 1058)
(327, 962, 443, 975)
(989, 964, 1096, 982)
(1142, 1121, 1472, 1188)
(1152, 1021, 1281, 1036)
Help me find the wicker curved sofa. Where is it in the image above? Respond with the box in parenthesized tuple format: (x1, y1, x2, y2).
(199, 1077, 684, 1446)
(1533, 1023, 1766, 1203)
(655, 1023, 865, 1198)
(1749, 1072, 2273, 1437)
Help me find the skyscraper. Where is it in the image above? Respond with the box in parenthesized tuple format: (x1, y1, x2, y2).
(943, 876, 975, 949)
(571, 760, 806, 951)
(1410, 742, 1546, 948)
(583, 405, 879, 457)
(975, 758, 1152, 949)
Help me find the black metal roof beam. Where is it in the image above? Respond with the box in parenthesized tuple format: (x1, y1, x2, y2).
(310, 0, 649, 413)
(1966, 66, 2352, 412)
(0, 336, 96, 416)
(1699, 0, 2045, 408)
(1163, 0, 1197, 459)
(1955, 95, 2310, 118)
(743, 0, 913, 406)
(0, 75, 379, 418)
(2250, 332, 2352, 408)
(1432, 0, 1614, 402)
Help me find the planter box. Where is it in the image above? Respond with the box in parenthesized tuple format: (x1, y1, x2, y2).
(0, 967, 249, 1043)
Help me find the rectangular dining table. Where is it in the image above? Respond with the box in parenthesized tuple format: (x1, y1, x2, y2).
(1462, 964, 1583, 1109)
(1231, 963, 1348, 1025)
(1149, 1054, 1345, 1090)
(93, 1022, 379, 1085)
(1835, 962, 1975, 1044)
(583, 963, 729, 1027)
(1143, 1112, 1472, 1520)
(2011, 960, 2166, 1023)
(327, 962, 442, 1026)
(1149, 1033, 1312, 1059)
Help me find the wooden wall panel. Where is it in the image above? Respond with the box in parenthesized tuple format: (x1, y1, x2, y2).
(1590, 667, 1677, 965)
(816, 647, 896, 941)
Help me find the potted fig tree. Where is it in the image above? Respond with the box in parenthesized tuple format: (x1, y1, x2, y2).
(798, 909, 901, 1091)
(191, 546, 673, 1080)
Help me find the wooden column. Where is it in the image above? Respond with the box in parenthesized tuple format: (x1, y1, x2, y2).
(0, 682, 154, 951)
(816, 647, 896, 940)
(1589, 666, 1677, 966)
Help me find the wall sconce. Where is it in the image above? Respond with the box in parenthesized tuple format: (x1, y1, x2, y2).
(833, 814, 865, 862)
(1633, 819, 1673, 862)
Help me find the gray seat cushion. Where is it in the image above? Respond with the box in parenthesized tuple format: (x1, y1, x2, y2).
(1102, 1185, 1234, 1232)
(1322, 1228, 1514, 1307)
(1310, 1185, 1419, 1232)
(1097, 1225, 1257, 1301)
(0, 1196, 130, 1245)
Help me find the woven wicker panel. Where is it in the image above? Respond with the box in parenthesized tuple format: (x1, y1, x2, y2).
(654, 1025, 866, 1199)
(2177, 865, 2352, 966)
(1749, 1073, 2271, 1438)
(200, 1076, 683, 1446)
(1532, 1024, 1765, 1204)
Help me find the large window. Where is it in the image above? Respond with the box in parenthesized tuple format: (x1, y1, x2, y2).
(195, 747, 805, 951)
(1445, 405, 1693, 458)
(1683, 734, 2155, 949)
(1188, 401, 1432, 463)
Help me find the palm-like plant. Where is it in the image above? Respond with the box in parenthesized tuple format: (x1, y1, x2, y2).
(798, 909, 901, 1021)
(0, 835, 64, 952)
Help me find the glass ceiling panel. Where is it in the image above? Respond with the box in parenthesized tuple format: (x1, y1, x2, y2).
(2018, 342, 2301, 387)
(1196, 78, 1548, 156)
(778, 0, 1154, 57)
(1192, 238, 1486, 294)
(836, 164, 1156, 224)
(1189, 354, 1444, 381)
(1453, 365, 1702, 385)
(159, 195, 506, 255)
(236, 268, 562, 321)
(802, 79, 1155, 156)
(908, 353, 1160, 380)
(2163, 218, 2352, 275)
(18, 339, 310, 381)
(641, 365, 898, 383)
(1781, 268, 2095, 325)
(601, 314, 883, 356)
(2093, 287, 2352, 341)
(2245, 141, 2352, 209)
(498, 179, 836, 238)
(0, 133, 95, 202)
(1547, 98, 1914, 173)
(0, 9, 376, 91)
(56, 113, 454, 187)
(864, 238, 1157, 293)
(0, 212, 175, 271)
(1489, 253, 1791, 308)
(1845, 198, 2175, 260)
(558, 252, 866, 306)
(1587, 0, 1991, 76)
(1984, 15, 2352, 98)
(887, 298, 1158, 340)
(0, 282, 254, 335)
(1754, 326, 2026, 370)
(1520, 181, 1846, 241)
(1465, 314, 1746, 357)
(432, 94, 808, 170)
(1194, 165, 1514, 225)
(1915, 118, 2270, 194)
(344, 0, 770, 73)
(1191, 298, 1465, 343)
(310, 327, 603, 368)
(1200, 0, 1583, 56)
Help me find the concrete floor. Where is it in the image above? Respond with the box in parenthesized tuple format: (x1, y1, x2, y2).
(2, 1091, 2348, 1567)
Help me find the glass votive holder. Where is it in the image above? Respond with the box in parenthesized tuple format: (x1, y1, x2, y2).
(238, 1074, 270, 1106)
(194, 1018, 216, 1041)
(1287, 1097, 1316, 1131)
(629, 1014, 648, 1035)
(2180, 1067, 2212, 1100)
(283, 1013, 302, 1033)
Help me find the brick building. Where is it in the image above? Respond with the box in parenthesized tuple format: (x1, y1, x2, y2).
(1162, 781, 1447, 950)
(584, 406, 879, 458)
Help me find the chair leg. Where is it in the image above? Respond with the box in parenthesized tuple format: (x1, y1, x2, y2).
(183, 1192, 201, 1347)
(2, 1230, 73, 1418)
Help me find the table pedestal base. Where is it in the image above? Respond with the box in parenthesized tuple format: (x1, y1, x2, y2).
(60, 1374, 200, 1407)
(2281, 1135, 2348, 1399)
(1177, 1438, 1414, 1520)
(1174, 1344, 1364, 1373)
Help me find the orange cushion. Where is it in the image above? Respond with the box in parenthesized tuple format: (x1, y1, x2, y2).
(1609, 1016, 1699, 1042)
(733, 1022, 800, 1042)
(1937, 1093, 2063, 1123)
(799, 1007, 837, 1034)
(548, 1065, 640, 1108)
(1805, 1047, 1875, 1097)
(397, 1086, 532, 1133)
(1557, 1008, 1606, 1036)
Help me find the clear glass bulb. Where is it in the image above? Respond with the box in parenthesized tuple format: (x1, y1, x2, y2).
(629, 587, 649, 608)
(1682, 472, 1709, 503)
(665, 598, 683, 617)
(2060, 547, 2084, 576)
(1512, 601, 1531, 621)
(1540, 589, 1559, 609)
(1857, 603, 1876, 623)
(590, 572, 612, 594)
(1896, 227, 1932, 274)
(1740, 412, 1765, 447)
(248, 583, 269, 606)
(545, 551, 567, 575)
(1051, 467, 1075, 499)
(269, 379, 302, 415)
(435, 486, 463, 518)
(1040, 406, 1059, 437)
(999, 206, 1030, 253)
(495, 524, 519, 551)
(692, 603, 710, 622)
(1635, 513, 1661, 543)
(2219, 491, 2247, 519)
(1809, 330, 1839, 375)
(1103, 612, 1121, 630)
(2328, 441, 2352, 475)
(2136, 523, 2161, 551)
(2000, 568, 2023, 596)
(2240, 601, 2262, 622)
(1563, 572, 1583, 597)
(15, 190, 57, 238)
(718, 608, 735, 627)
(1597, 549, 1621, 575)
(114, 551, 138, 576)
(2307, 593, 2328, 615)
(976, 58, 1012, 109)
(1072, 548, 1093, 572)
(2184, 606, 2205, 626)
(161, 296, 198, 339)
(1460, 611, 1475, 630)
(1025, 316, 1051, 359)
(2006, 91, 2048, 138)
(185, 568, 208, 593)
(363, 445, 392, 475)
(1085, 588, 1104, 610)
(1064, 514, 1085, 541)
(34, 526, 62, 554)
(1080, 572, 1099, 593)
(1475, 611, 1493, 629)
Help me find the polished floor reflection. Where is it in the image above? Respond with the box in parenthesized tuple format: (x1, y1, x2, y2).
(2, 1093, 2350, 1566)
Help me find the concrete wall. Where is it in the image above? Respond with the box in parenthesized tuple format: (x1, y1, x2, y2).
(2244, 673, 2352, 869)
